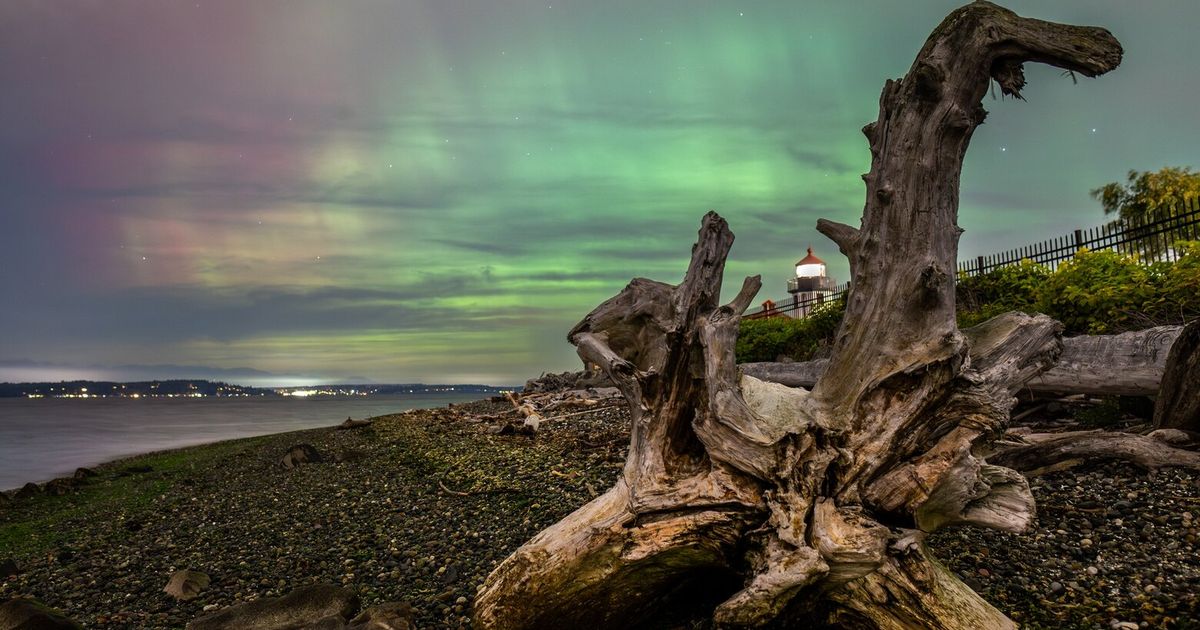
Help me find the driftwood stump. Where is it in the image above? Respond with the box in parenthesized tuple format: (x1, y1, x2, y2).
(474, 2, 1121, 628)
(1154, 318, 1200, 432)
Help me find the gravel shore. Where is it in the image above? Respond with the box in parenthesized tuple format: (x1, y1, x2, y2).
(1, 398, 1198, 628)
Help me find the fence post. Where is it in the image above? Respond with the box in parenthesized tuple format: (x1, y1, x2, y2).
(1074, 229, 1084, 250)
(975, 255, 985, 276)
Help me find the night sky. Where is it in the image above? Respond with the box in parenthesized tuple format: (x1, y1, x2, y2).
(2, 1, 1197, 386)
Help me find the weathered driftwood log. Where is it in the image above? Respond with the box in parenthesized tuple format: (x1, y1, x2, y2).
(1034, 325, 1181, 396)
(740, 359, 831, 390)
(1153, 318, 1200, 432)
(742, 324, 1182, 397)
(474, 3, 1120, 628)
(990, 430, 1200, 476)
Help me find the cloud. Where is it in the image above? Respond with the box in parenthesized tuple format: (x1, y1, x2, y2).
(782, 145, 859, 173)
(432, 238, 528, 256)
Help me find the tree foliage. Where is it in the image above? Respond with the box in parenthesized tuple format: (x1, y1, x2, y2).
(1091, 167, 1200, 258)
(1091, 166, 1200, 221)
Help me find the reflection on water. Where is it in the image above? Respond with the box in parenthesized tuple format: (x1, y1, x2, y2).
(0, 393, 485, 490)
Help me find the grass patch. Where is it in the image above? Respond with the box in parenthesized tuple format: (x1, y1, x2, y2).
(0, 435, 273, 559)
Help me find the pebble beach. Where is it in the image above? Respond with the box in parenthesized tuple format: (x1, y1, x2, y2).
(1, 398, 1198, 629)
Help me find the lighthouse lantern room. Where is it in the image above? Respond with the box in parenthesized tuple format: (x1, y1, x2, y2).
(786, 246, 837, 316)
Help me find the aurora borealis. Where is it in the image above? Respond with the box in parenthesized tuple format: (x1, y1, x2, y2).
(1, 1, 1197, 386)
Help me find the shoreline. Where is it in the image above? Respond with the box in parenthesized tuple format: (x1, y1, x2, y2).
(2, 433, 304, 495)
(2, 398, 1198, 628)
(0, 392, 494, 493)
(1, 417, 384, 494)
(1, 395, 615, 628)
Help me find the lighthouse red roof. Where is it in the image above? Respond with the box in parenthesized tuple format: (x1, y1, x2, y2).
(795, 247, 825, 266)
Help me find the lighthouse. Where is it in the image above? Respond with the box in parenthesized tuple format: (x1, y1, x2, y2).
(787, 247, 837, 316)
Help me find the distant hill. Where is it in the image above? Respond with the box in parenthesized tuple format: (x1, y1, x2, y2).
(0, 359, 344, 387)
(0, 380, 513, 398)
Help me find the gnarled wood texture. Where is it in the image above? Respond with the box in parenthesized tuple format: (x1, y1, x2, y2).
(474, 3, 1121, 628)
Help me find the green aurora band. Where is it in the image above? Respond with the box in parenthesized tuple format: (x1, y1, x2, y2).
(0, 1, 1197, 384)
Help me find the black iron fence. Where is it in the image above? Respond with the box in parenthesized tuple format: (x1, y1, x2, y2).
(957, 199, 1200, 277)
(746, 199, 1200, 320)
(744, 281, 849, 320)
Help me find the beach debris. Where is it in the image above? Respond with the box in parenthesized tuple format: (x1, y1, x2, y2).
(0, 558, 18, 578)
(1147, 428, 1198, 447)
(164, 569, 210, 601)
(347, 602, 416, 630)
(505, 392, 543, 432)
(43, 478, 77, 497)
(438, 479, 471, 496)
(116, 464, 153, 477)
(0, 597, 83, 629)
(1154, 318, 1200, 432)
(13, 483, 41, 500)
(337, 417, 372, 430)
(522, 369, 612, 394)
(741, 324, 1184, 398)
(186, 584, 359, 630)
(280, 444, 323, 469)
(72, 467, 97, 481)
(333, 448, 367, 463)
(491, 388, 624, 435)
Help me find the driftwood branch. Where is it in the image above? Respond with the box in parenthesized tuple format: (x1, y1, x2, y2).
(815, 219, 860, 259)
(990, 430, 1200, 475)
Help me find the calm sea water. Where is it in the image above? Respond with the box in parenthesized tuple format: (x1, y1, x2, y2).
(0, 393, 488, 490)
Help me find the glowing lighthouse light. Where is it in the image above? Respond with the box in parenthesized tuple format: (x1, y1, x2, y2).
(795, 247, 826, 279)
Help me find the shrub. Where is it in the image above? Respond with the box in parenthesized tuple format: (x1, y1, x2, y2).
(956, 259, 1048, 312)
(740, 241, 1200, 363)
(1145, 240, 1200, 325)
(958, 241, 1200, 334)
(956, 259, 1050, 329)
(802, 299, 845, 347)
(736, 300, 844, 363)
(1034, 248, 1154, 334)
